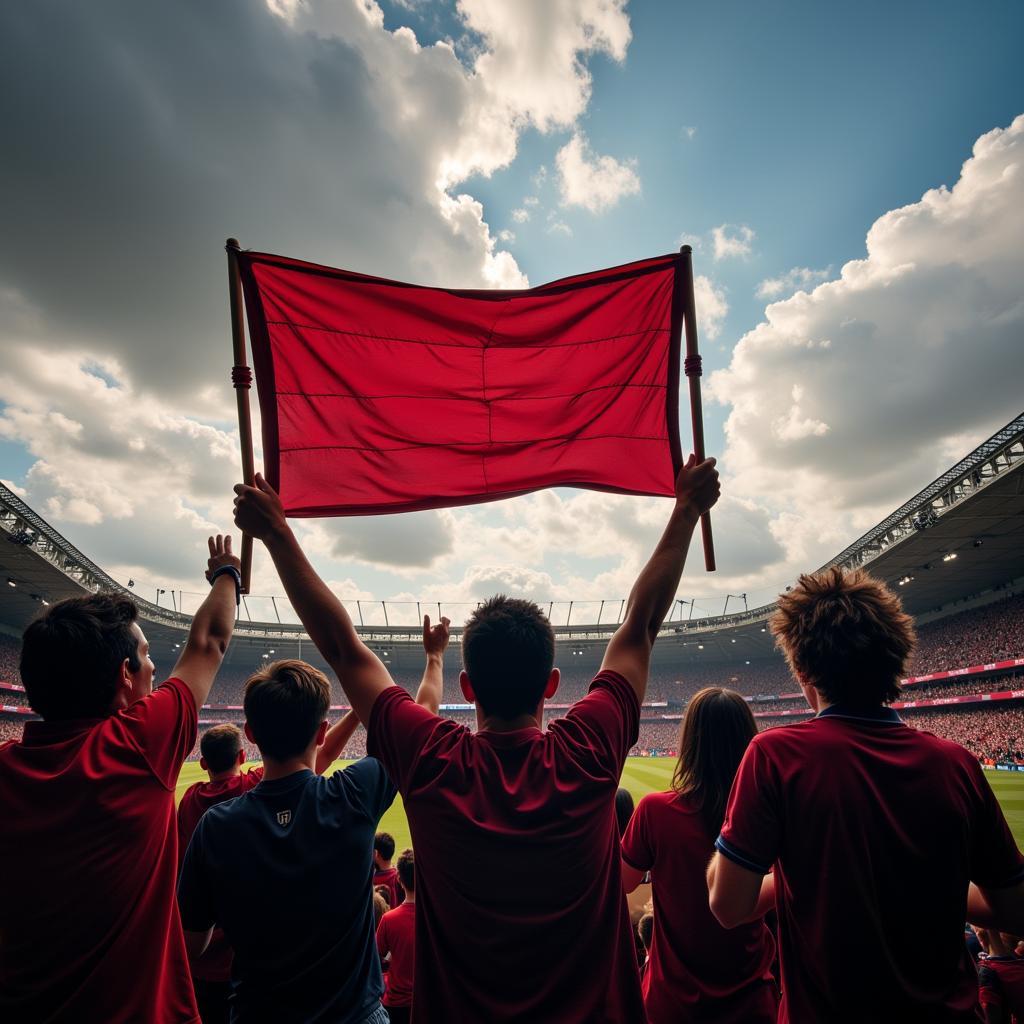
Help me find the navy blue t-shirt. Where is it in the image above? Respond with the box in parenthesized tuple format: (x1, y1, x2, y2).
(178, 759, 396, 1023)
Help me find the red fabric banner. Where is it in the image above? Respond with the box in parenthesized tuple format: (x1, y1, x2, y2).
(237, 251, 686, 516)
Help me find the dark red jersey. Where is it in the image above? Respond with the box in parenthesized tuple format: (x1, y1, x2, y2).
(718, 705, 1024, 1023)
(368, 670, 644, 1023)
(0, 678, 199, 1023)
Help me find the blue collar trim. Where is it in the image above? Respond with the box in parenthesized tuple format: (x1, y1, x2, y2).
(817, 704, 903, 724)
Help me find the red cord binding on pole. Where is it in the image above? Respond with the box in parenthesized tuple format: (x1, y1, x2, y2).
(231, 365, 253, 389)
(683, 354, 702, 377)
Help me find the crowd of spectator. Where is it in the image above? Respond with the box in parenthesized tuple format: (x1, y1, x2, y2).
(899, 672, 1024, 701)
(0, 633, 21, 685)
(908, 591, 1024, 675)
(756, 704, 1024, 764)
(903, 706, 1024, 763)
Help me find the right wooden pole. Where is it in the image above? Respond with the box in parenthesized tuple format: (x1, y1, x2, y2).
(678, 245, 717, 571)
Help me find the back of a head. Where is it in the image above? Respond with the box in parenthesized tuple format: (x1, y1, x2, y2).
(201, 724, 243, 773)
(374, 832, 396, 862)
(462, 595, 555, 719)
(615, 787, 635, 838)
(19, 594, 141, 721)
(672, 687, 757, 835)
(771, 567, 916, 707)
(396, 848, 415, 892)
(243, 659, 330, 760)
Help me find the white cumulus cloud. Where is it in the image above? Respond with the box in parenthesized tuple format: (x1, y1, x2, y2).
(555, 132, 641, 213)
(712, 224, 756, 260)
(756, 266, 832, 299)
(709, 114, 1024, 574)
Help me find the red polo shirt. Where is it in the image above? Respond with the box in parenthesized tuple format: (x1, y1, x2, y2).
(718, 705, 1024, 1024)
(178, 766, 265, 867)
(622, 790, 777, 1023)
(377, 899, 416, 1008)
(177, 766, 264, 982)
(367, 670, 643, 1023)
(0, 677, 199, 1023)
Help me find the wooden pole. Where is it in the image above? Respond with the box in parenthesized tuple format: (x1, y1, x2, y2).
(678, 245, 717, 571)
(226, 238, 256, 593)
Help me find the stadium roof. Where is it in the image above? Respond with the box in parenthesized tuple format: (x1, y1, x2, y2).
(1, 412, 1022, 667)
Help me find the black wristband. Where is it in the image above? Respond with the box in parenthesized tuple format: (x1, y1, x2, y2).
(209, 564, 242, 605)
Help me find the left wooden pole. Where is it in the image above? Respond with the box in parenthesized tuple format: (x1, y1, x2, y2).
(226, 237, 255, 594)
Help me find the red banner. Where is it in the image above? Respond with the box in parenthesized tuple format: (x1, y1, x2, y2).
(901, 657, 1024, 686)
(754, 688, 1024, 718)
(238, 250, 686, 516)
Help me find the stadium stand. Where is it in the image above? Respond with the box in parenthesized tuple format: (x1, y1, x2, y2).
(909, 592, 1024, 675)
(0, 633, 21, 685)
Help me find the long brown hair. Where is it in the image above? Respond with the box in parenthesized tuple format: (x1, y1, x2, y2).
(671, 687, 758, 834)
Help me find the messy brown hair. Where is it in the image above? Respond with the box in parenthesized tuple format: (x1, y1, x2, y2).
(672, 687, 758, 835)
(244, 659, 330, 759)
(770, 567, 916, 707)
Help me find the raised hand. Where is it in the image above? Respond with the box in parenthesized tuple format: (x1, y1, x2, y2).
(205, 534, 241, 583)
(233, 472, 288, 542)
(422, 614, 451, 658)
(674, 455, 721, 518)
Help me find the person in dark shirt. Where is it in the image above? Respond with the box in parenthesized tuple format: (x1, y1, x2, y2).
(708, 567, 1024, 1023)
(232, 457, 721, 1022)
(177, 659, 395, 1024)
(178, 714, 359, 1024)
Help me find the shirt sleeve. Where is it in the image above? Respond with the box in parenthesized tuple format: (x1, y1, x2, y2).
(177, 818, 217, 933)
(119, 677, 198, 790)
(376, 914, 390, 958)
(716, 737, 780, 876)
(549, 671, 640, 782)
(367, 686, 460, 794)
(621, 794, 653, 872)
(327, 756, 397, 822)
(967, 759, 1024, 889)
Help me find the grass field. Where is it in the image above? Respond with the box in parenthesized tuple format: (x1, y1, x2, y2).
(177, 758, 1024, 854)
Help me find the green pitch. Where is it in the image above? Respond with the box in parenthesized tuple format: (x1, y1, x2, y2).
(177, 758, 1024, 854)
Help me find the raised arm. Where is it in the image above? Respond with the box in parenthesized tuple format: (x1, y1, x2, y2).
(967, 881, 1024, 936)
(315, 709, 360, 774)
(172, 535, 240, 710)
(600, 456, 720, 701)
(415, 614, 450, 715)
(233, 474, 394, 725)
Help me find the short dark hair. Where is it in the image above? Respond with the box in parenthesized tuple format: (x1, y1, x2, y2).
(201, 724, 243, 773)
(771, 567, 916, 707)
(243, 660, 330, 760)
(20, 594, 142, 721)
(374, 832, 396, 861)
(462, 595, 555, 719)
(372, 893, 388, 927)
(396, 848, 415, 892)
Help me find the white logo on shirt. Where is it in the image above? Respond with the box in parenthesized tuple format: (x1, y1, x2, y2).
(277, 810, 292, 826)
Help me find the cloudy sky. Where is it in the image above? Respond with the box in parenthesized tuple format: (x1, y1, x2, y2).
(1, 0, 1022, 626)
